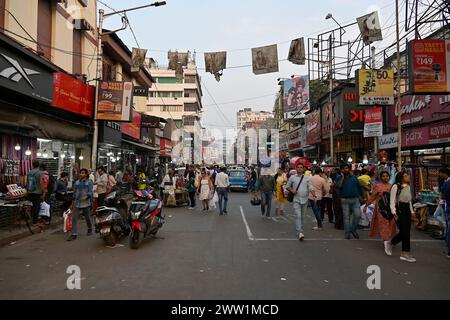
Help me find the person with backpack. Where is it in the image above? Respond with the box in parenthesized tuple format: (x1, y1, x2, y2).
(27, 160, 46, 226)
(389, 171, 416, 263)
(364, 171, 397, 256)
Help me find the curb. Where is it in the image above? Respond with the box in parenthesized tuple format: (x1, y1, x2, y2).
(0, 217, 63, 248)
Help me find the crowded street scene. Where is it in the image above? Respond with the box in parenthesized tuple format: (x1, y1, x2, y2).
(0, 0, 449, 306)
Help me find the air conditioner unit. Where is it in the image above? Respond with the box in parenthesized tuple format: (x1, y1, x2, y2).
(73, 19, 93, 31)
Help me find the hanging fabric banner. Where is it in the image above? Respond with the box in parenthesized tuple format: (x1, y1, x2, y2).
(288, 37, 305, 65)
(251, 44, 279, 75)
(131, 48, 148, 73)
(204, 51, 227, 82)
(168, 50, 188, 79)
(357, 11, 383, 45)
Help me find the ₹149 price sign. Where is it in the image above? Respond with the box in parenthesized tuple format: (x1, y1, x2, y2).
(408, 39, 450, 93)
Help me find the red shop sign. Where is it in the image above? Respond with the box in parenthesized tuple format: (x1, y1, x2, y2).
(52, 72, 94, 117)
(160, 138, 172, 157)
(389, 94, 450, 128)
(121, 110, 141, 140)
(429, 121, 450, 144)
(402, 126, 429, 147)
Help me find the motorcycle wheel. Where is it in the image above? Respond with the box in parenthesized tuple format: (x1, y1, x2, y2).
(104, 230, 118, 247)
(129, 229, 143, 249)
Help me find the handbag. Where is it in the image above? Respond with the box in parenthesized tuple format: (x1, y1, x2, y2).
(287, 176, 304, 203)
(39, 201, 50, 217)
(250, 195, 261, 206)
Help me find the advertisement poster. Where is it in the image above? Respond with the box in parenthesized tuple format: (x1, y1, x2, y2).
(121, 110, 141, 140)
(96, 81, 133, 121)
(52, 72, 94, 117)
(288, 38, 305, 65)
(408, 40, 450, 93)
(283, 76, 310, 119)
(356, 11, 383, 45)
(429, 121, 450, 144)
(251, 44, 279, 75)
(363, 107, 383, 137)
(378, 132, 398, 149)
(357, 68, 394, 105)
(305, 109, 321, 145)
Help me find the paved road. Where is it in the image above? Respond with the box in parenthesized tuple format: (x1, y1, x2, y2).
(0, 192, 449, 299)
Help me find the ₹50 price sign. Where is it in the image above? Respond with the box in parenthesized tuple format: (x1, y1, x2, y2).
(357, 69, 394, 105)
(96, 81, 133, 121)
(408, 39, 450, 93)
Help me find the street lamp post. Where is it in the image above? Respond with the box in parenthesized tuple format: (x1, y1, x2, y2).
(91, 1, 167, 170)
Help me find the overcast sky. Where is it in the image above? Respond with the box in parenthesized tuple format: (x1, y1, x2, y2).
(99, 0, 399, 129)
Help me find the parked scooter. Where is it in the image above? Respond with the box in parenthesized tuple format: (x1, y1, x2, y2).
(93, 191, 130, 246)
(128, 189, 164, 249)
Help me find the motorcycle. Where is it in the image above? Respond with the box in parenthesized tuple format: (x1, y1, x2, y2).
(93, 191, 130, 247)
(128, 189, 164, 249)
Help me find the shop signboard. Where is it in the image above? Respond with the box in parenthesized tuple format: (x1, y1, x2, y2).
(322, 101, 344, 138)
(99, 121, 122, 146)
(429, 121, 450, 144)
(389, 94, 450, 128)
(305, 109, 321, 145)
(363, 107, 383, 137)
(403, 126, 429, 147)
(378, 132, 398, 149)
(121, 110, 141, 140)
(0, 35, 54, 103)
(287, 126, 301, 150)
(133, 86, 149, 97)
(96, 81, 133, 121)
(356, 68, 394, 105)
(408, 39, 450, 93)
(160, 138, 172, 157)
(52, 72, 94, 117)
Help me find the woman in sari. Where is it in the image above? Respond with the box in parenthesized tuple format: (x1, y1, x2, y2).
(274, 167, 288, 216)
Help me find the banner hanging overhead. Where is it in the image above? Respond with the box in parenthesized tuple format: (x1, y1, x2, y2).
(363, 107, 383, 138)
(288, 37, 305, 65)
(283, 76, 310, 119)
(96, 81, 133, 122)
(251, 44, 279, 75)
(168, 50, 188, 79)
(204, 51, 227, 82)
(357, 68, 394, 105)
(131, 48, 147, 73)
(408, 39, 450, 93)
(357, 11, 383, 45)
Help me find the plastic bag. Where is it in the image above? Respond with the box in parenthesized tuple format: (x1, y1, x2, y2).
(63, 209, 72, 233)
(359, 204, 374, 227)
(209, 191, 218, 208)
(39, 201, 50, 218)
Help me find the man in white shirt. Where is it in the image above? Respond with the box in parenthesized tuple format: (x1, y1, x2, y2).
(215, 167, 230, 215)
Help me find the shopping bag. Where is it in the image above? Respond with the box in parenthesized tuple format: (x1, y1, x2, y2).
(63, 209, 72, 233)
(212, 191, 219, 203)
(39, 201, 50, 218)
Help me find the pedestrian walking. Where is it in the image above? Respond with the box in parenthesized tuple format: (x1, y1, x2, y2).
(439, 168, 450, 259)
(27, 160, 46, 226)
(56, 172, 72, 211)
(286, 164, 315, 240)
(336, 164, 363, 239)
(365, 171, 397, 256)
(215, 167, 230, 215)
(358, 169, 372, 201)
(331, 168, 344, 230)
(67, 168, 93, 241)
(274, 167, 288, 216)
(107, 170, 117, 193)
(115, 167, 124, 184)
(390, 171, 417, 262)
(94, 166, 108, 206)
(257, 169, 276, 219)
(187, 166, 197, 210)
(309, 168, 329, 231)
(249, 166, 258, 192)
(198, 169, 213, 211)
(320, 170, 334, 223)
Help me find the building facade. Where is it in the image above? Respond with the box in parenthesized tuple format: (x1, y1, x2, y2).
(237, 108, 273, 130)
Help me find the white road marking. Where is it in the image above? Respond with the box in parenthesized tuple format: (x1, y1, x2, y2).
(252, 238, 441, 242)
(240, 206, 254, 241)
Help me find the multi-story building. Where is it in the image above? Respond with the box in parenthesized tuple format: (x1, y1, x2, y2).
(237, 108, 273, 130)
(143, 56, 203, 133)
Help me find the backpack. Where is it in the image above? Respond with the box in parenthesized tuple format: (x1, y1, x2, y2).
(378, 184, 401, 220)
(27, 170, 39, 193)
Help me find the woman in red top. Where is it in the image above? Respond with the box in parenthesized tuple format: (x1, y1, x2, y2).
(365, 171, 397, 256)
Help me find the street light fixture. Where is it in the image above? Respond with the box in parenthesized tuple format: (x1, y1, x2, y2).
(348, 156, 353, 163)
(325, 13, 346, 35)
(92, 1, 167, 169)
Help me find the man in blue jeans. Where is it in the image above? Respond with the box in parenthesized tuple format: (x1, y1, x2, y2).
(215, 167, 230, 215)
(336, 164, 363, 239)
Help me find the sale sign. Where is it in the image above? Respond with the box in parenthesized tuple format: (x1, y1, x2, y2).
(408, 40, 450, 93)
(363, 107, 383, 137)
(357, 69, 394, 105)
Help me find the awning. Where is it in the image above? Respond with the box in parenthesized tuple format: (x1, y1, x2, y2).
(122, 139, 159, 152)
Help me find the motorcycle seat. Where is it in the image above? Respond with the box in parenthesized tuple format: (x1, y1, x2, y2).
(147, 200, 159, 212)
(96, 206, 119, 214)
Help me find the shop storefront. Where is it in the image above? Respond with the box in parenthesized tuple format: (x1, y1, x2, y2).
(304, 109, 321, 161)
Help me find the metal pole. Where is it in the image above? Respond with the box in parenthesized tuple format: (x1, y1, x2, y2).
(371, 45, 378, 161)
(329, 35, 334, 164)
(396, 0, 402, 171)
(92, 9, 104, 170)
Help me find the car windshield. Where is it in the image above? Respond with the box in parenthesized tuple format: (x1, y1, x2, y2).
(229, 171, 246, 177)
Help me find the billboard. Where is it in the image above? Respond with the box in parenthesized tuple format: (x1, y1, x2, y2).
(251, 44, 279, 75)
(408, 40, 450, 93)
(305, 109, 321, 145)
(96, 81, 133, 121)
(121, 110, 141, 140)
(283, 76, 310, 119)
(363, 107, 383, 137)
(357, 11, 383, 45)
(357, 68, 394, 105)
